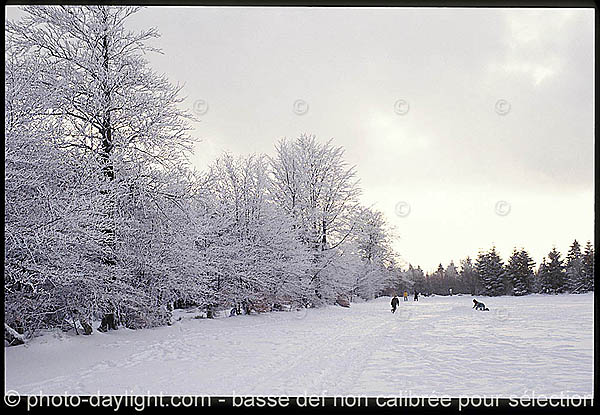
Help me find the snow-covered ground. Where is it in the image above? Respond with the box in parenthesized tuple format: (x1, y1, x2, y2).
(5, 293, 594, 397)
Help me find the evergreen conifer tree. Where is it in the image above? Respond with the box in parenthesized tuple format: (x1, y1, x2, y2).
(539, 247, 566, 294)
(565, 240, 585, 293)
(582, 241, 595, 291)
(475, 247, 505, 296)
(506, 248, 535, 296)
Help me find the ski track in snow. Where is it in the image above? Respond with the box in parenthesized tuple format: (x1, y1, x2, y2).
(4, 293, 594, 397)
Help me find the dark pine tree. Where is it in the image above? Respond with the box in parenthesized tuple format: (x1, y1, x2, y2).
(582, 241, 594, 292)
(486, 247, 506, 296)
(565, 239, 585, 293)
(506, 248, 535, 296)
(434, 263, 446, 295)
(424, 273, 433, 296)
(474, 250, 489, 295)
(533, 257, 547, 294)
(475, 248, 506, 296)
(539, 247, 566, 294)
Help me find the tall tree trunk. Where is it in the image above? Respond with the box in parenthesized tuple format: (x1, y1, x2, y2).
(98, 20, 118, 329)
(321, 219, 327, 251)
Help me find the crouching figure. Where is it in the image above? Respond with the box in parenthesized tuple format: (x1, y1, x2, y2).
(472, 299, 489, 311)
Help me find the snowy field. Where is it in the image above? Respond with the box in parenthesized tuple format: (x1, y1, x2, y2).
(4, 293, 594, 397)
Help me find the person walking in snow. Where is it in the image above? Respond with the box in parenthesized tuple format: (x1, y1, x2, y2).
(403, 291, 409, 301)
(414, 291, 419, 301)
(391, 295, 400, 313)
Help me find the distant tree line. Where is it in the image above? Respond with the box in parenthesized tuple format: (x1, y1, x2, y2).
(386, 240, 594, 297)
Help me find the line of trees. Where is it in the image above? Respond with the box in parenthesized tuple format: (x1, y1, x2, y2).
(396, 240, 594, 297)
(5, 6, 399, 343)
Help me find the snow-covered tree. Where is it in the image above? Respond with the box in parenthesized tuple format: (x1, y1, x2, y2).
(475, 247, 505, 296)
(6, 6, 194, 175)
(269, 134, 361, 303)
(6, 5, 198, 333)
(430, 263, 448, 295)
(538, 247, 566, 294)
(349, 206, 395, 300)
(565, 240, 585, 293)
(206, 154, 312, 312)
(582, 241, 594, 292)
(505, 248, 535, 296)
(5, 44, 115, 336)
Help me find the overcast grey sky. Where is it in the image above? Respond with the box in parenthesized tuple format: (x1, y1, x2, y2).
(6, 6, 595, 271)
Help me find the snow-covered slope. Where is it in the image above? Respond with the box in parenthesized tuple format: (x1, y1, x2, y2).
(4, 293, 594, 397)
